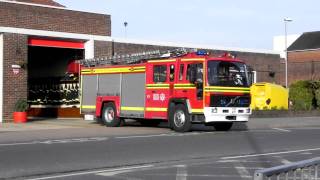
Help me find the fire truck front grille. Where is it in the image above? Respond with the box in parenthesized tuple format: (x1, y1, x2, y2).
(210, 95, 251, 107)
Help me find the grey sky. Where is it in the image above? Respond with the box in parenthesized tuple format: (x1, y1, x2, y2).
(56, 0, 319, 50)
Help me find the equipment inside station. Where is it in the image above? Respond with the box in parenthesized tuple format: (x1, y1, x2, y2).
(27, 42, 84, 117)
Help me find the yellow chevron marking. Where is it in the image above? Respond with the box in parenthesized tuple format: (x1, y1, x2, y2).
(205, 86, 250, 91)
(121, 107, 145, 111)
(191, 109, 204, 113)
(148, 59, 176, 63)
(146, 84, 170, 89)
(181, 58, 205, 62)
(146, 107, 168, 112)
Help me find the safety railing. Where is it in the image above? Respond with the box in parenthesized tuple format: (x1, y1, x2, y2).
(254, 157, 320, 180)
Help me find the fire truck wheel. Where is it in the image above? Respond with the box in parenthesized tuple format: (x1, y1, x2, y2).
(102, 102, 121, 127)
(172, 104, 192, 132)
(213, 122, 233, 131)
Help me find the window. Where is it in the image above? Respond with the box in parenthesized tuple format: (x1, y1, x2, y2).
(179, 64, 184, 81)
(186, 63, 203, 83)
(207, 61, 249, 87)
(169, 65, 175, 82)
(153, 65, 167, 83)
(186, 64, 192, 81)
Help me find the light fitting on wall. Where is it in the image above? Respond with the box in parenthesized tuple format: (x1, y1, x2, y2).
(11, 64, 21, 75)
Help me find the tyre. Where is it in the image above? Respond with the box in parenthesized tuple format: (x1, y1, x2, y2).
(171, 104, 192, 132)
(101, 102, 122, 127)
(213, 122, 233, 131)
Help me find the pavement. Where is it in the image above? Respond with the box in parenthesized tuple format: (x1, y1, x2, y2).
(0, 118, 98, 132)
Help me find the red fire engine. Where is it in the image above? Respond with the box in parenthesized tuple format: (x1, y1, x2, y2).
(80, 50, 251, 132)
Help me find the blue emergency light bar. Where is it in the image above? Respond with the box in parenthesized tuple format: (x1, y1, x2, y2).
(196, 50, 209, 56)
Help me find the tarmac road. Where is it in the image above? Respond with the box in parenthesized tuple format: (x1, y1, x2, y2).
(0, 117, 320, 180)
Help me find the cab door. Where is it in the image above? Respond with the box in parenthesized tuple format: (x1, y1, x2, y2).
(145, 61, 176, 119)
(174, 62, 204, 113)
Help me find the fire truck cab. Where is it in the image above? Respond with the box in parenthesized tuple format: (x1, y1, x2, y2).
(80, 50, 251, 132)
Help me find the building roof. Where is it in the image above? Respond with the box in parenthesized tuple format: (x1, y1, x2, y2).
(8, 0, 65, 7)
(288, 31, 320, 51)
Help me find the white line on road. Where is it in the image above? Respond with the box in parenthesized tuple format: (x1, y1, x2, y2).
(115, 132, 209, 139)
(115, 134, 173, 139)
(272, 128, 291, 132)
(218, 159, 272, 163)
(145, 173, 252, 179)
(234, 161, 251, 179)
(0, 137, 109, 147)
(175, 165, 187, 180)
(26, 165, 154, 180)
(221, 147, 320, 160)
(97, 165, 153, 176)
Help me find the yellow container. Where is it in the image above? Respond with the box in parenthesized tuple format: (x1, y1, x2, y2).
(250, 83, 288, 110)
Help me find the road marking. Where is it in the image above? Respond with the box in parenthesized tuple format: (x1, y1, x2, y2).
(175, 165, 187, 180)
(115, 134, 172, 139)
(218, 159, 272, 163)
(115, 132, 208, 139)
(0, 137, 109, 147)
(221, 147, 320, 160)
(145, 173, 252, 179)
(234, 162, 251, 178)
(97, 165, 152, 176)
(272, 128, 291, 132)
(301, 152, 313, 155)
(26, 165, 154, 180)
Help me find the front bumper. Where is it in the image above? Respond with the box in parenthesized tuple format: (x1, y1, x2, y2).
(203, 107, 251, 123)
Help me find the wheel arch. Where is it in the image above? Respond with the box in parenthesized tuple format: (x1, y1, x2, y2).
(96, 96, 120, 118)
(167, 98, 192, 116)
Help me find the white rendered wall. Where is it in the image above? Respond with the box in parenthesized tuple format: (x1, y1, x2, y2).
(273, 34, 300, 58)
(85, 39, 94, 59)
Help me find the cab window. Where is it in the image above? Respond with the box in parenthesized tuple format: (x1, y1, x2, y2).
(169, 64, 175, 82)
(179, 64, 184, 81)
(153, 65, 167, 83)
(187, 63, 203, 83)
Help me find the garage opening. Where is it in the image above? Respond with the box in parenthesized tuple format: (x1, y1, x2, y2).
(27, 37, 85, 118)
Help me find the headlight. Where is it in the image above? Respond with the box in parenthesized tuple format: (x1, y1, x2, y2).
(212, 108, 218, 113)
(246, 108, 251, 113)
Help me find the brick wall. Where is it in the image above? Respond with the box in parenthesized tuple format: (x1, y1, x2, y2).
(94, 41, 113, 58)
(3, 33, 28, 121)
(0, 1, 111, 36)
(288, 50, 320, 85)
(288, 50, 320, 62)
(237, 52, 284, 85)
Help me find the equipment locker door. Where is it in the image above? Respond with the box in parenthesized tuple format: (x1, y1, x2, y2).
(145, 61, 176, 119)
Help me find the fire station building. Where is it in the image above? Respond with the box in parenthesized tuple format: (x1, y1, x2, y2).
(0, 0, 282, 122)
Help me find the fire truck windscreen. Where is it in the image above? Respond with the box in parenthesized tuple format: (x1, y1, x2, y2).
(207, 61, 250, 87)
